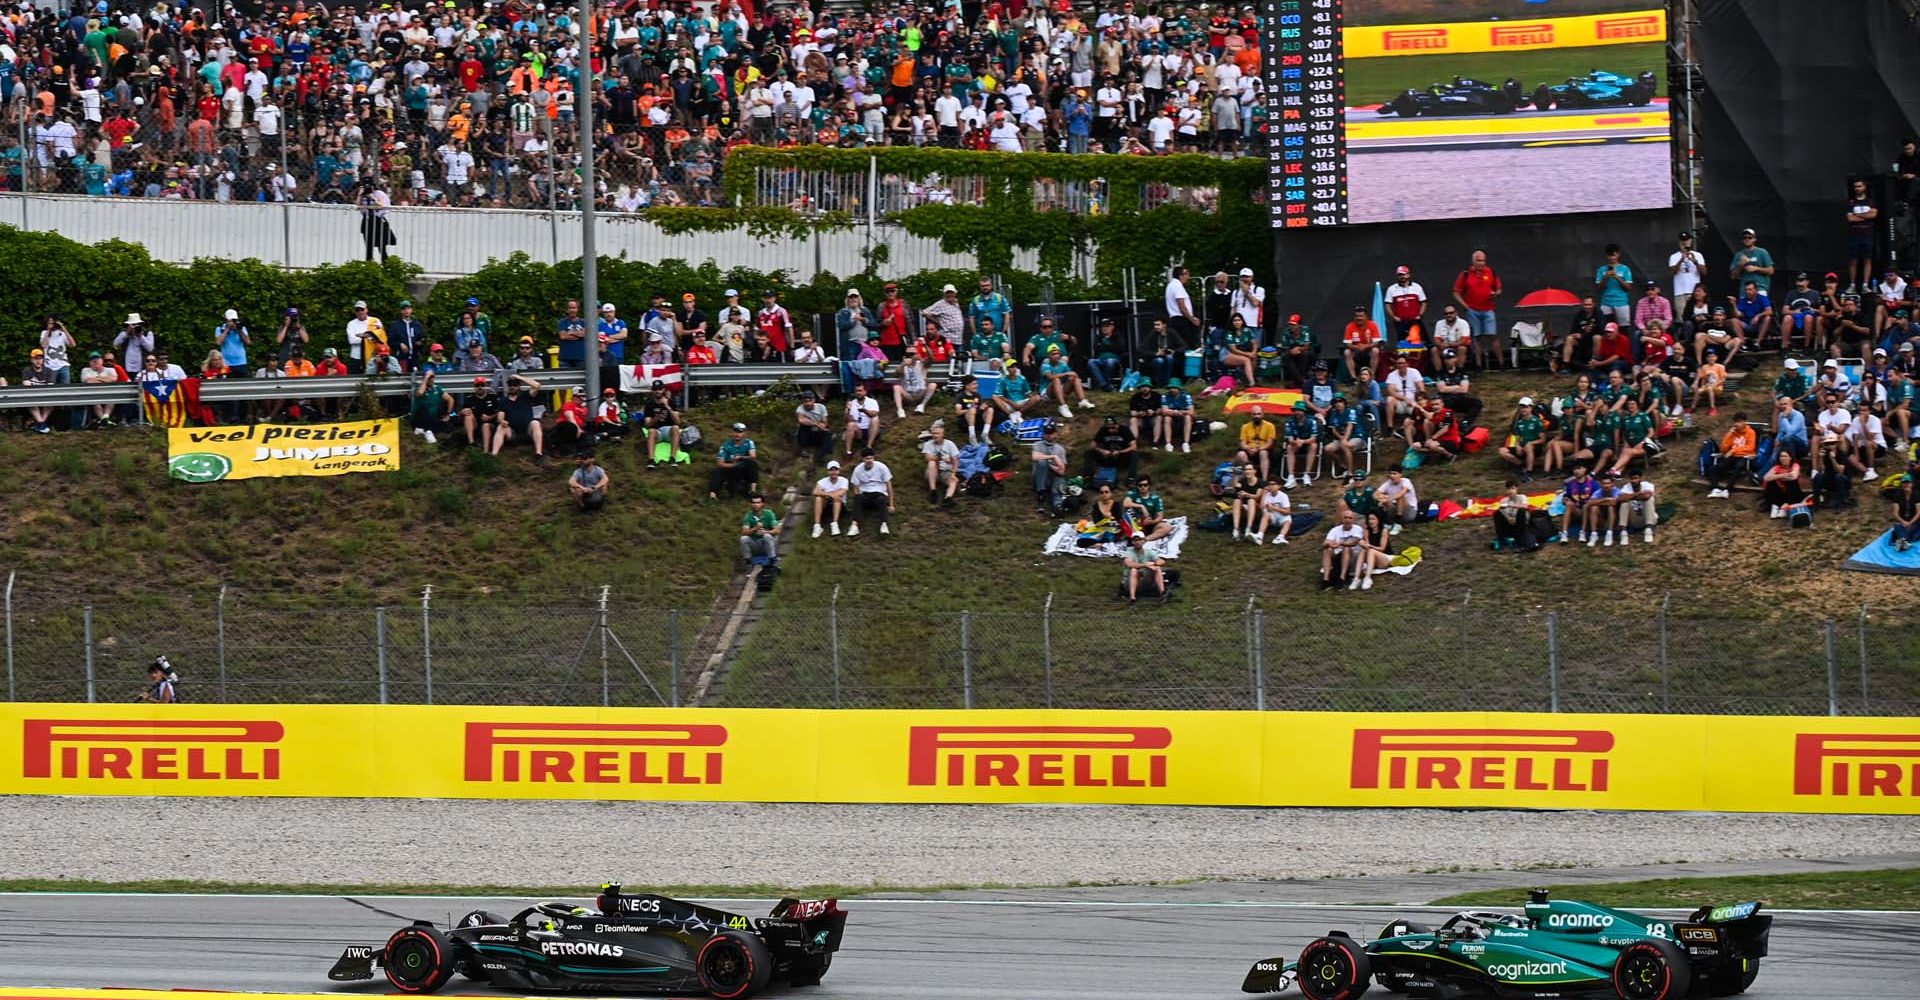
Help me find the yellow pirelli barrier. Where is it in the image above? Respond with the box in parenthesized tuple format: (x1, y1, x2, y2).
(0, 706, 1913, 814)
(1346, 10, 1667, 59)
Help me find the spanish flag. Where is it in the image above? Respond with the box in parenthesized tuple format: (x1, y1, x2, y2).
(141, 377, 203, 428)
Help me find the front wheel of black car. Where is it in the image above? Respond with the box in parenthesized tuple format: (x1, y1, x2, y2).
(1612, 938, 1691, 1000)
(383, 926, 455, 995)
(697, 929, 775, 999)
(1296, 936, 1372, 1000)
(1701, 956, 1760, 996)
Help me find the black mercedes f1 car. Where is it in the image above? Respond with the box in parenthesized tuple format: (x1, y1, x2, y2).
(1377, 77, 1530, 117)
(328, 884, 847, 999)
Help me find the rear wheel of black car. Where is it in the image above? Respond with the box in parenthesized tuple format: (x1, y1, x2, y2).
(1702, 956, 1760, 996)
(697, 929, 774, 999)
(1296, 936, 1372, 1000)
(383, 926, 455, 995)
(1612, 938, 1691, 1000)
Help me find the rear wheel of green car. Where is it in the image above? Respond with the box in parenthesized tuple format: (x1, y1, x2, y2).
(1613, 938, 1691, 1000)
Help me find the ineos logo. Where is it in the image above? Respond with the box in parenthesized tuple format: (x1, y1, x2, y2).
(619, 897, 663, 913)
(1546, 913, 1613, 929)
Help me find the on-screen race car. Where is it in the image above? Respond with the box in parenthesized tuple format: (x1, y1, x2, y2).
(1533, 70, 1659, 110)
(1242, 890, 1770, 999)
(328, 883, 847, 999)
(1377, 77, 1530, 117)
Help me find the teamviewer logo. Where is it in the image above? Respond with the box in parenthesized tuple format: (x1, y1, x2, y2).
(906, 725, 1171, 788)
(1350, 729, 1613, 792)
(464, 722, 727, 785)
(22, 719, 283, 780)
(1793, 733, 1920, 796)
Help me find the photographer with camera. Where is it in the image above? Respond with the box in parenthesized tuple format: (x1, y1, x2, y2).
(138, 656, 178, 704)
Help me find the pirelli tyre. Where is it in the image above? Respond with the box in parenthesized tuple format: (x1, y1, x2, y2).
(383, 925, 456, 994)
(1371, 922, 1431, 993)
(1612, 938, 1692, 1000)
(696, 929, 774, 999)
(1701, 955, 1760, 997)
(1296, 935, 1373, 1000)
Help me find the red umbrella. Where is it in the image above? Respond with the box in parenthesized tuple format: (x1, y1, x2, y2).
(1516, 287, 1583, 308)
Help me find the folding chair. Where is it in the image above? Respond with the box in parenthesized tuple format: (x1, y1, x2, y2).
(1321, 411, 1377, 479)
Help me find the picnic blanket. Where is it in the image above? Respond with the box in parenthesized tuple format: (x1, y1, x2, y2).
(1842, 529, 1920, 576)
(1223, 387, 1305, 414)
(1437, 490, 1561, 521)
(1043, 516, 1189, 560)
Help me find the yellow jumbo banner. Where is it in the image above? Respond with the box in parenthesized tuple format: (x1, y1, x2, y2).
(1346, 10, 1666, 59)
(0, 706, 1913, 814)
(166, 419, 401, 482)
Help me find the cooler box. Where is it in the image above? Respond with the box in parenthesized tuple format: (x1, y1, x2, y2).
(1184, 349, 1205, 378)
(974, 373, 1001, 399)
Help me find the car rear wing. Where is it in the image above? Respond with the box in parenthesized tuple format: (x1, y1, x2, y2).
(1685, 900, 1772, 959)
(768, 897, 849, 954)
(327, 944, 383, 981)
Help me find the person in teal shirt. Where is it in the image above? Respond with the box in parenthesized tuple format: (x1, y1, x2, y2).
(80, 156, 107, 196)
(1595, 243, 1635, 330)
(969, 318, 1009, 362)
(995, 367, 1039, 419)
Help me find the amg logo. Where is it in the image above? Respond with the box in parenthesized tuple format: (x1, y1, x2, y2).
(538, 941, 624, 958)
(1595, 15, 1663, 41)
(22, 719, 283, 780)
(1792, 733, 1920, 796)
(1380, 29, 1448, 51)
(1350, 729, 1612, 792)
(1546, 912, 1613, 929)
(906, 726, 1170, 788)
(1489, 24, 1555, 47)
(464, 722, 725, 785)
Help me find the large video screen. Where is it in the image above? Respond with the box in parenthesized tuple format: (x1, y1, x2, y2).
(1264, 0, 1672, 227)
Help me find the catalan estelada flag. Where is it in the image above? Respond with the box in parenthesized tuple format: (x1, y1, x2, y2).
(141, 377, 202, 427)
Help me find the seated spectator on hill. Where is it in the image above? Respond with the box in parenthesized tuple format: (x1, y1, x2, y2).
(895, 352, 935, 416)
(843, 382, 881, 456)
(1892, 470, 1920, 551)
(794, 390, 833, 463)
(811, 461, 851, 538)
(1493, 481, 1541, 551)
(955, 377, 994, 445)
(569, 452, 609, 512)
(1088, 316, 1126, 392)
(549, 393, 590, 456)
(1830, 295, 1872, 360)
(1087, 414, 1140, 484)
(1031, 421, 1070, 508)
(1322, 396, 1361, 479)
(1587, 322, 1634, 377)
(1223, 313, 1260, 387)
(1122, 535, 1169, 606)
(1772, 393, 1811, 459)
(1693, 306, 1739, 366)
(1346, 365, 1382, 427)
(1320, 508, 1366, 591)
(1814, 395, 1854, 484)
(1774, 357, 1812, 405)
(1304, 363, 1340, 417)
(1276, 314, 1316, 387)
(995, 364, 1042, 421)
(1635, 281, 1673, 342)
(1373, 465, 1418, 533)
(1561, 463, 1600, 544)
(1729, 281, 1773, 355)
(1430, 305, 1470, 371)
(1040, 346, 1093, 419)
(592, 387, 628, 440)
(1762, 448, 1807, 518)
(1281, 401, 1322, 488)
(461, 377, 505, 450)
(1432, 349, 1482, 428)
(1707, 416, 1759, 498)
(498, 375, 547, 461)
(709, 422, 759, 501)
(1844, 401, 1886, 482)
(922, 424, 961, 505)
(1406, 395, 1460, 465)
(1340, 472, 1376, 519)
(1249, 479, 1291, 546)
(1342, 305, 1383, 382)
(1584, 471, 1624, 547)
(1886, 367, 1914, 444)
(1780, 272, 1821, 350)
(1125, 474, 1173, 541)
(639, 382, 681, 467)
(1498, 397, 1546, 482)
(970, 315, 1011, 366)
(1159, 381, 1196, 453)
(1228, 460, 1264, 542)
(1556, 294, 1606, 375)
(739, 494, 781, 570)
(1235, 404, 1277, 481)
(1618, 467, 1657, 545)
(1609, 396, 1658, 476)
(1349, 511, 1399, 590)
(1384, 354, 1424, 428)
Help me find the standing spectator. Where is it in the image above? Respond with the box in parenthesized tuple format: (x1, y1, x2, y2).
(811, 461, 851, 537)
(1595, 244, 1635, 331)
(214, 310, 250, 379)
(555, 300, 587, 369)
(1164, 265, 1198, 351)
(1669, 231, 1706, 302)
(1385, 265, 1426, 346)
(1729, 227, 1776, 296)
(1846, 178, 1880, 294)
(1232, 268, 1266, 332)
(569, 452, 609, 511)
(922, 284, 965, 353)
(708, 422, 760, 501)
(274, 308, 308, 363)
(345, 300, 388, 373)
(115, 313, 154, 371)
(1342, 305, 1383, 382)
(597, 303, 629, 364)
(756, 290, 796, 355)
(969, 277, 1013, 339)
(19, 349, 54, 433)
(1451, 250, 1503, 369)
(358, 180, 393, 262)
(848, 449, 895, 537)
(835, 289, 876, 356)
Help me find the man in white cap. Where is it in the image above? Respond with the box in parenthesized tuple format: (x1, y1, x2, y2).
(596, 302, 628, 363)
(114, 312, 153, 371)
(812, 461, 850, 537)
(345, 300, 388, 373)
(921, 283, 965, 350)
(215, 308, 251, 377)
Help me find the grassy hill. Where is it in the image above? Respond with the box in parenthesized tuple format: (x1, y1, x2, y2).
(2, 366, 1916, 712)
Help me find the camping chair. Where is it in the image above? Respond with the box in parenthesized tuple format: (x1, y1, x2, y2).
(1510, 319, 1552, 369)
(1321, 408, 1377, 479)
(1837, 358, 1866, 397)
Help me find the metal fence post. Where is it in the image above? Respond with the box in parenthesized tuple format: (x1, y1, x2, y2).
(1243, 596, 1257, 708)
(1657, 594, 1670, 713)
(82, 605, 95, 704)
(216, 585, 228, 702)
(959, 610, 973, 709)
(668, 610, 681, 708)
(1253, 609, 1267, 711)
(420, 585, 434, 705)
(1823, 618, 1838, 717)
(829, 585, 842, 709)
(375, 606, 389, 705)
(1041, 592, 1054, 709)
(1545, 612, 1561, 713)
(598, 584, 611, 708)
(4, 570, 14, 702)
(1857, 604, 1870, 712)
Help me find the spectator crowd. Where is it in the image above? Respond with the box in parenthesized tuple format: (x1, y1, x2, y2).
(0, 1, 1266, 209)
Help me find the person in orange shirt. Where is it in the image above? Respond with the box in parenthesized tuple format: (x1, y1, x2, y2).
(1342, 305, 1383, 382)
(1706, 412, 1758, 498)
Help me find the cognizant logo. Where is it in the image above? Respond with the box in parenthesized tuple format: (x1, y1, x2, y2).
(1487, 960, 1568, 980)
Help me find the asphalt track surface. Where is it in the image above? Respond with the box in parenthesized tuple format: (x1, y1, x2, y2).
(0, 892, 1905, 999)
(1346, 141, 1670, 226)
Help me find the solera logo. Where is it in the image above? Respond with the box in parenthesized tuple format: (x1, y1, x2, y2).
(1350, 729, 1613, 792)
(1793, 733, 1920, 796)
(464, 722, 725, 785)
(906, 726, 1171, 788)
(1490, 24, 1555, 47)
(1381, 29, 1448, 52)
(22, 719, 283, 780)
(1595, 15, 1663, 41)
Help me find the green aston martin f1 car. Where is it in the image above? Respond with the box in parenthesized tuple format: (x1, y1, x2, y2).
(1243, 890, 1771, 999)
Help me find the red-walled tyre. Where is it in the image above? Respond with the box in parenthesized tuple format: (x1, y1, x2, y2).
(1296, 935, 1373, 1000)
(383, 925, 455, 994)
(696, 929, 774, 999)
(1613, 938, 1692, 1000)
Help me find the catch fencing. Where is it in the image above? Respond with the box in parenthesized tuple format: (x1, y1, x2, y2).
(5, 574, 1914, 716)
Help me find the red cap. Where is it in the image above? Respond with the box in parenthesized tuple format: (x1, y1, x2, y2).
(473, 376, 489, 386)
(430, 343, 445, 352)
(1395, 265, 1410, 275)
(1605, 321, 1620, 332)
(1288, 313, 1301, 323)
(376, 344, 392, 355)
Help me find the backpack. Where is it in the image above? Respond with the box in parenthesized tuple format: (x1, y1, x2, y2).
(1750, 434, 1776, 485)
(1815, 469, 1853, 509)
(1786, 499, 1815, 527)
(1696, 437, 1717, 478)
(984, 448, 1011, 471)
(1048, 490, 1086, 516)
(679, 424, 702, 449)
(964, 471, 1001, 497)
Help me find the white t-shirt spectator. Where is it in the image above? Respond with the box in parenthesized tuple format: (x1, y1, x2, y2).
(1326, 522, 1364, 547)
(1146, 113, 1174, 149)
(1232, 284, 1265, 328)
(1165, 276, 1193, 323)
(1385, 367, 1425, 402)
(846, 395, 878, 430)
(989, 120, 1022, 152)
(922, 437, 960, 473)
(814, 472, 849, 499)
(1816, 407, 1853, 440)
(1004, 82, 1033, 115)
(1095, 85, 1122, 119)
(1669, 248, 1706, 299)
(1377, 476, 1419, 511)
(440, 145, 475, 185)
(850, 459, 892, 494)
(934, 94, 961, 128)
(1433, 315, 1470, 348)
